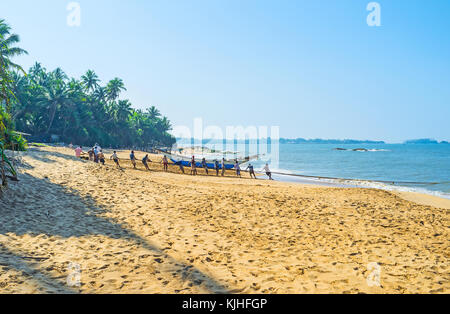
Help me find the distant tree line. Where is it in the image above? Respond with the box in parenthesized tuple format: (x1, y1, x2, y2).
(279, 138, 386, 144)
(404, 139, 449, 145)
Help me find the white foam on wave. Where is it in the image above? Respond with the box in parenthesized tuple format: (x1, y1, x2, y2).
(334, 149, 391, 152)
(322, 178, 450, 200)
(272, 172, 450, 200)
(269, 168, 295, 175)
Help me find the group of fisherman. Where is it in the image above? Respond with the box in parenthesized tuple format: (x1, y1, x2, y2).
(74, 145, 274, 180)
(170, 155, 273, 180)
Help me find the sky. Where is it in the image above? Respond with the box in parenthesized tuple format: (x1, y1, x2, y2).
(1, 0, 449, 143)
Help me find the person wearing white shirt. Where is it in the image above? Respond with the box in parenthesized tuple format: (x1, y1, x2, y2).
(110, 151, 120, 168)
(262, 163, 273, 180)
(94, 144, 102, 154)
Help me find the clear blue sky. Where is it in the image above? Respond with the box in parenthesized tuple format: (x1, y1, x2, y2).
(2, 0, 449, 142)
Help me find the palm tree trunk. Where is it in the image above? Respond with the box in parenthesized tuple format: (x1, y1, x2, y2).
(1, 153, 6, 187)
(46, 102, 57, 134)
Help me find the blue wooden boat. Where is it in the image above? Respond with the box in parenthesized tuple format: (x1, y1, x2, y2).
(156, 149, 259, 170)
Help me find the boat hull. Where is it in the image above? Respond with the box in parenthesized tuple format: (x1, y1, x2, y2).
(155, 149, 259, 170)
(171, 159, 236, 170)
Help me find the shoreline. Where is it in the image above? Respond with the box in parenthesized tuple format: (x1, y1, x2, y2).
(270, 173, 450, 209)
(35, 144, 450, 201)
(393, 191, 450, 210)
(13, 146, 450, 208)
(19, 146, 450, 208)
(1, 147, 448, 294)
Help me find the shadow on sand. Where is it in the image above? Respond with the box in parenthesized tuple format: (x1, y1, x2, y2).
(0, 171, 230, 294)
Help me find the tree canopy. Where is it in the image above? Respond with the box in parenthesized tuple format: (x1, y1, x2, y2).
(10, 64, 175, 148)
(0, 17, 175, 150)
(0, 18, 28, 150)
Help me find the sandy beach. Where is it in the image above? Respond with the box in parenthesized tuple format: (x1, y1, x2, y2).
(0, 146, 448, 294)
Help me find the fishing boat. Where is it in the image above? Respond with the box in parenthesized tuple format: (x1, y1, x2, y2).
(155, 149, 260, 170)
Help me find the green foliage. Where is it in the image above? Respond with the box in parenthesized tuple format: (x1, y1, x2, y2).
(0, 18, 28, 151)
(28, 142, 48, 147)
(10, 64, 175, 148)
(1, 18, 174, 150)
(0, 104, 27, 150)
(0, 140, 17, 179)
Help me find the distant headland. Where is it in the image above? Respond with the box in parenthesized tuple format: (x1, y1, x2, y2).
(176, 138, 449, 145)
(280, 138, 449, 144)
(403, 139, 449, 144)
(279, 138, 385, 144)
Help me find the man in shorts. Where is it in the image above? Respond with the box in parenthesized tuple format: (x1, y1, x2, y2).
(214, 160, 220, 176)
(98, 150, 106, 165)
(262, 163, 273, 180)
(190, 156, 197, 176)
(130, 150, 137, 169)
(88, 149, 94, 161)
(142, 154, 151, 171)
(174, 160, 185, 174)
(110, 151, 120, 168)
(221, 158, 226, 177)
(201, 158, 209, 175)
(246, 163, 257, 179)
(234, 161, 241, 178)
(161, 155, 169, 172)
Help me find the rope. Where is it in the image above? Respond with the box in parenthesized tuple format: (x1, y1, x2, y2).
(269, 171, 447, 186)
(82, 151, 450, 187)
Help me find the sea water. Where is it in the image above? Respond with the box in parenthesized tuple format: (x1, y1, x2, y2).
(177, 141, 450, 199)
(258, 143, 450, 199)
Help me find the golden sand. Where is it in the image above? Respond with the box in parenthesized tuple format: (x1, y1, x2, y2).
(0, 147, 448, 294)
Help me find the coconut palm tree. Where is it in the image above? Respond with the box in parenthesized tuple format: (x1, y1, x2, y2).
(81, 70, 100, 93)
(115, 99, 133, 122)
(2, 17, 176, 148)
(0, 19, 28, 74)
(0, 19, 28, 151)
(106, 78, 126, 102)
(37, 77, 72, 134)
(52, 68, 68, 82)
(92, 86, 107, 102)
(29, 62, 44, 77)
(147, 105, 161, 120)
(157, 116, 172, 133)
(1, 19, 28, 106)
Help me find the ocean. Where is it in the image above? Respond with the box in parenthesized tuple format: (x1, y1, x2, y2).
(177, 141, 450, 199)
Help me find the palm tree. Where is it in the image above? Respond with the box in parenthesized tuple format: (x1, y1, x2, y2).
(130, 109, 144, 130)
(0, 19, 28, 73)
(92, 86, 107, 102)
(28, 62, 48, 86)
(67, 78, 84, 95)
(37, 78, 72, 134)
(0, 19, 28, 104)
(0, 19, 27, 151)
(9, 71, 30, 120)
(106, 78, 126, 102)
(29, 62, 44, 77)
(157, 116, 172, 133)
(52, 68, 68, 82)
(2, 17, 176, 148)
(81, 70, 100, 93)
(115, 99, 132, 121)
(147, 106, 161, 120)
